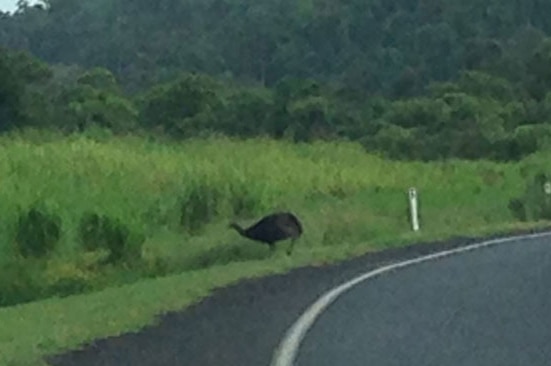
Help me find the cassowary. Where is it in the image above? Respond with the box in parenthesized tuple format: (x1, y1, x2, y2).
(229, 212, 303, 255)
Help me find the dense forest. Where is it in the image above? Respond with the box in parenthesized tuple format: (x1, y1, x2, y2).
(3, 0, 551, 160)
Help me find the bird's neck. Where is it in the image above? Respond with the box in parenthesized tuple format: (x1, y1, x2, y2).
(230, 223, 245, 235)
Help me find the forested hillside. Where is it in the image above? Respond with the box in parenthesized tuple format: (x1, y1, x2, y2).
(3, 0, 551, 160)
(4, 0, 551, 93)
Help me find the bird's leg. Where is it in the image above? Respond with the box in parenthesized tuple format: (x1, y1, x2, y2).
(287, 238, 296, 256)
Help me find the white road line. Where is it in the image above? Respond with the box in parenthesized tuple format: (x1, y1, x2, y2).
(270, 230, 551, 366)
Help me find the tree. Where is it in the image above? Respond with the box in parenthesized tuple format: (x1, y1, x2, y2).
(525, 37, 551, 100)
(137, 72, 226, 137)
(0, 49, 23, 131)
(0, 47, 52, 130)
(58, 67, 138, 132)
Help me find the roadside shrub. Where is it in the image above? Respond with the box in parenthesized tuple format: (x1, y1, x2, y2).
(79, 212, 105, 252)
(508, 171, 551, 221)
(180, 185, 224, 234)
(15, 206, 61, 258)
(507, 198, 526, 221)
(0, 259, 44, 307)
(78, 212, 144, 264)
(46, 277, 93, 298)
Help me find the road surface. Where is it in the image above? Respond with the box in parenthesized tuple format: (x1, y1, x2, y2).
(48, 228, 551, 366)
(294, 234, 551, 366)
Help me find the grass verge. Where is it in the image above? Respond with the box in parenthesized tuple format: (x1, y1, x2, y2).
(2, 221, 551, 366)
(1, 132, 551, 364)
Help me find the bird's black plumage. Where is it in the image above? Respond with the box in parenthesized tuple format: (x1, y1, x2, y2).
(229, 212, 303, 255)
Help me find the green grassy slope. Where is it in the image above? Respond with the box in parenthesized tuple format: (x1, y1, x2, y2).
(0, 133, 550, 364)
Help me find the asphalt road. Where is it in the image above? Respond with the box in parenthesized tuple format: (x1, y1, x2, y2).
(47, 228, 551, 366)
(296, 235, 551, 366)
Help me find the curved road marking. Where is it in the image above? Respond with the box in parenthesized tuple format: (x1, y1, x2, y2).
(270, 230, 551, 366)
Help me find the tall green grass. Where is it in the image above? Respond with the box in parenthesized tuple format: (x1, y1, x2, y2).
(2, 132, 551, 365)
(0, 132, 549, 308)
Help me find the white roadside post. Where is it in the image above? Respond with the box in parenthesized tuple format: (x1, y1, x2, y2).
(544, 182, 551, 195)
(408, 187, 420, 232)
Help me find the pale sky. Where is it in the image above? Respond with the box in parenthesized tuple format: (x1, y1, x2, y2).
(0, 0, 39, 13)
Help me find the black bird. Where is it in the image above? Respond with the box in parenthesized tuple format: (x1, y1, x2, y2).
(229, 212, 303, 255)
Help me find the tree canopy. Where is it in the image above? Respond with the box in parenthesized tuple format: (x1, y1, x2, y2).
(2, 0, 551, 161)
